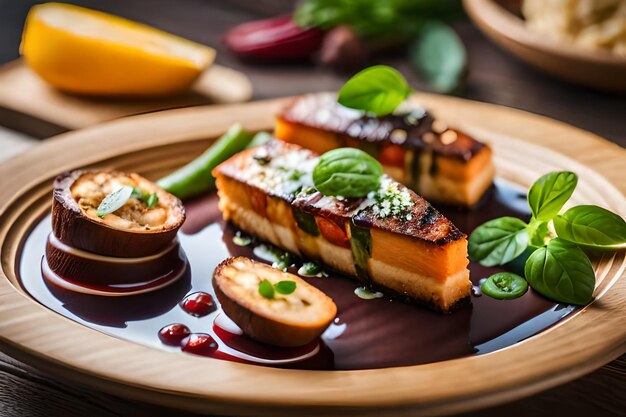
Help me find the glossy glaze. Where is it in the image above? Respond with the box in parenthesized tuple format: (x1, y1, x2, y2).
(18, 179, 575, 370)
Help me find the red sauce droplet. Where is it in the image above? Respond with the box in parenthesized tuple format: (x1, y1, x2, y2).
(181, 333, 218, 356)
(180, 292, 216, 317)
(158, 323, 191, 346)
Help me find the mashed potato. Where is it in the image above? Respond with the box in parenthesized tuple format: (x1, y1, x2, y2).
(522, 0, 626, 56)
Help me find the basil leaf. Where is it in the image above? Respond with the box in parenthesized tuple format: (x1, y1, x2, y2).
(337, 65, 412, 116)
(274, 280, 297, 295)
(553, 205, 626, 247)
(410, 21, 467, 94)
(313, 148, 383, 197)
(524, 238, 595, 305)
(468, 217, 529, 266)
(96, 185, 134, 217)
(528, 171, 577, 221)
(258, 279, 275, 299)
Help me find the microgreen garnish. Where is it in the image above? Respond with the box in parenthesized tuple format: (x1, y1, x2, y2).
(298, 261, 324, 277)
(337, 65, 412, 116)
(258, 279, 297, 299)
(233, 231, 252, 247)
(96, 185, 134, 217)
(313, 148, 383, 197)
(252, 244, 294, 271)
(131, 187, 159, 208)
(469, 171, 626, 305)
(274, 280, 297, 295)
(258, 279, 275, 299)
(354, 286, 384, 300)
(145, 192, 158, 208)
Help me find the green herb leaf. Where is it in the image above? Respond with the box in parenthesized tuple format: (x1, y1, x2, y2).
(145, 192, 158, 208)
(313, 148, 383, 197)
(528, 171, 577, 221)
(294, 0, 465, 40)
(527, 218, 551, 247)
(274, 280, 297, 295)
(409, 21, 467, 94)
(233, 231, 252, 247)
(354, 286, 384, 300)
(96, 185, 134, 217)
(337, 65, 412, 116)
(258, 279, 275, 299)
(131, 187, 159, 208)
(553, 205, 626, 248)
(468, 217, 529, 266)
(252, 244, 294, 271)
(131, 187, 143, 200)
(298, 262, 323, 277)
(480, 272, 528, 300)
(524, 238, 595, 305)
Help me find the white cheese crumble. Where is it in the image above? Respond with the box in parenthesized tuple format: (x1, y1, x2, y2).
(367, 176, 414, 221)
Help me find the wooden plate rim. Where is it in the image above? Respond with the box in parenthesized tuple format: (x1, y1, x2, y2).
(0, 95, 625, 416)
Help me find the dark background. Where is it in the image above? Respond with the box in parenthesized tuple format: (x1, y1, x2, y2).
(0, 1, 624, 416)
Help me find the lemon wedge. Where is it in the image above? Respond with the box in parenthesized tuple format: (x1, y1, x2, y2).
(20, 3, 216, 97)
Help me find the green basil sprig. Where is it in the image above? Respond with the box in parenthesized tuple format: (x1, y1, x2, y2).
(469, 171, 625, 305)
(313, 148, 383, 197)
(338, 65, 412, 116)
(525, 238, 595, 305)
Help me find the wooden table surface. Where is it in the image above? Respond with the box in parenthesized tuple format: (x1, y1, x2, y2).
(0, 1, 624, 416)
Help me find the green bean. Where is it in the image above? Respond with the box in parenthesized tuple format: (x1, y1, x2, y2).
(157, 124, 253, 199)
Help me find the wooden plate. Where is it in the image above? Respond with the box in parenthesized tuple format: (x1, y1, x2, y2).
(0, 95, 625, 416)
(463, 0, 626, 92)
(0, 59, 253, 138)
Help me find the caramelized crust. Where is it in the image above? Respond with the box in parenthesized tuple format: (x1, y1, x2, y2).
(213, 140, 471, 312)
(275, 93, 495, 206)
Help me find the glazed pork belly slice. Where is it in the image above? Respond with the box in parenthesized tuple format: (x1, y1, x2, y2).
(213, 140, 471, 312)
(275, 93, 494, 206)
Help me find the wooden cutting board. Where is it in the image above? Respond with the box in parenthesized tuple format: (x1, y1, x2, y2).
(0, 59, 253, 138)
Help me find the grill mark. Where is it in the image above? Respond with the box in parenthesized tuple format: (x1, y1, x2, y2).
(417, 206, 438, 227)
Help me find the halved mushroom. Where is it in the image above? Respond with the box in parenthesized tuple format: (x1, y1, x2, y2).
(52, 170, 185, 257)
(213, 257, 337, 347)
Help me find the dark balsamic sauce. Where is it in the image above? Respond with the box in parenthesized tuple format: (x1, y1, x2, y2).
(18, 179, 575, 370)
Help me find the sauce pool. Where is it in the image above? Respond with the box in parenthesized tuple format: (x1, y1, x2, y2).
(17, 179, 576, 370)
